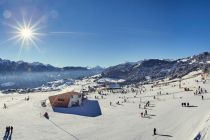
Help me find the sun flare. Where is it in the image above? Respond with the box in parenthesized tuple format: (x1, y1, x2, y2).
(20, 28, 33, 39)
(13, 20, 41, 47)
(2, 17, 44, 58)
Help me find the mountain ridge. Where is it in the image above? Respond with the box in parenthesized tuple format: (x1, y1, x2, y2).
(0, 58, 104, 73)
(102, 52, 210, 83)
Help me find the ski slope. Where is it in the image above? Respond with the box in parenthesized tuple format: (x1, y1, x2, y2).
(0, 74, 210, 140)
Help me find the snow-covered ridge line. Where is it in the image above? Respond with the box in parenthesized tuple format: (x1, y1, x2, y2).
(102, 52, 210, 83)
(0, 58, 105, 73)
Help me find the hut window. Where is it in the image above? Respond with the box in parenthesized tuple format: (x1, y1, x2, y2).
(58, 98, 64, 101)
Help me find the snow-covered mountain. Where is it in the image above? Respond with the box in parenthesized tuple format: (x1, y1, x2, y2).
(102, 52, 210, 83)
(0, 59, 105, 90)
(0, 58, 88, 72)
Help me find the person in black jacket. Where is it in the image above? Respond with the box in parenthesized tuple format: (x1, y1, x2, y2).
(153, 128, 157, 135)
(10, 126, 13, 134)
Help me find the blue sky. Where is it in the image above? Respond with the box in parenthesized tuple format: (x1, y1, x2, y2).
(0, 0, 210, 67)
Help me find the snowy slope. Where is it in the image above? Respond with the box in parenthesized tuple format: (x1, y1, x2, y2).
(0, 73, 210, 140)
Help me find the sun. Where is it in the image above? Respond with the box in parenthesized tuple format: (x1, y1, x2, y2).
(13, 20, 41, 47)
(5, 18, 43, 48)
(2, 17, 44, 58)
(20, 28, 33, 39)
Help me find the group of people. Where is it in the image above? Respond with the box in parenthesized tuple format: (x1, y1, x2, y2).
(194, 86, 208, 100)
(140, 109, 148, 117)
(4, 126, 13, 139)
(194, 86, 207, 95)
(3, 96, 30, 109)
(139, 100, 151, 117)
(181, 102, 190, 107)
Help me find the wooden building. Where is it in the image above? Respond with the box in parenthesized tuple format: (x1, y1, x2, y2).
(49, 91, 82, 108)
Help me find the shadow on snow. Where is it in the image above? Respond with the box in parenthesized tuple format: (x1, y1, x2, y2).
(52, 100, 102, 117)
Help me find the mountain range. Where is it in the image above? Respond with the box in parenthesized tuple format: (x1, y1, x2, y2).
(102, 52, 210, 83)
(1, 52, 210, 84)
(0, 58, 104, 73)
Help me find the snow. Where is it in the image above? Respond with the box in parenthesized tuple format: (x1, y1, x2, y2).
(182, 70, 203, 79)
(179, 58, 189, 62)
(191, 59, 197, 64)
(145, 76, 151, 80)
(133, 63, 141, 68)
(97, 78, 125, 83)
(0, 73, 210, 140)
(1, 82, 15, 87)
(160, 68, 171, 73)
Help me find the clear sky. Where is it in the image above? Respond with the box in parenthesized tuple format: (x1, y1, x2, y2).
(0, 0, 210, 67)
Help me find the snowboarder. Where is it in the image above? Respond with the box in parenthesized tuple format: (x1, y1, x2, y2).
(153, 128, 157, 135)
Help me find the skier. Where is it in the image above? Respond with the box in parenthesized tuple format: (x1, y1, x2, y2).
(3, 103, 7, 109)
(10, 126, 13, 134)
(145, 110, 147, 116)
(44, 112, 49, 119)
(202, 95, 204, 100)
(124, 98, 126, 103)
(8, 126, 10, 135)
(153, 128, 157, 135)
(141, 112, 143, 117)
(5, 126, 9, 137)
(116, 101, 120, 105)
